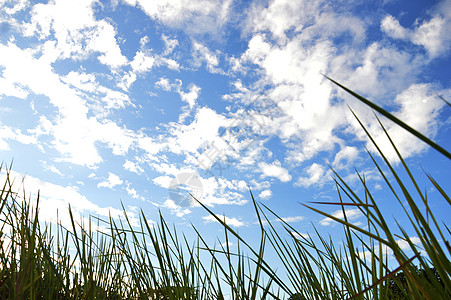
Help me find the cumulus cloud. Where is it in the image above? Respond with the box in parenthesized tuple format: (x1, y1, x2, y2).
(258, 160, 291, 182)
(350, 84, 445, 162)
(195, 176, 248, 207)
(0, 42, 135, 167)
(259, 189, 272, 200)
(22, 0, 127, 67)
(130, 50, 156, 73)
(381, 15, 409, 39)
(319, 208, 362, 226)
(332, 146, 359, 170)
(233, 0, 449, 179)
(152, 175, 172, 189)
(297, 163, 331, 188)
(168, 106, 228, 154)
(123, 160, 144, 174)
(123, 0, 233, 36)
(381, 1, 451, 58)
(244, 0, 366, 43)
(97, 172, 123, 189)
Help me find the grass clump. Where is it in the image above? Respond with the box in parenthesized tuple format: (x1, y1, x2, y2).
(0, 81, 450, 299)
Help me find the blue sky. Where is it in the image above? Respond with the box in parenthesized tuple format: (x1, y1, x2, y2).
(0, 0, 450, 273)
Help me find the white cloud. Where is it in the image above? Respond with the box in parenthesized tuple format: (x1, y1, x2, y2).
(152, 175, 172, 189)
(151, 167, 249, 209)
(351, 84, 445, 162)
(245, 0, 317, 41)
(160, 199, 191, 217)
(22, 0, 127, 67)
(381, 2, 451, 59)
(97, 172, 123, 189)
(155, 77, 200, 108)
(0, 42, 135, 167)
(87, 20, 128, 68)
(279, 216, 304, 223)
(1, 0, 29, 15)
(116, 34, 182, 90)
(296, 163, 331, 188)
(169, 106, 227, 154)
(239, 35, 346, 164)
(235, 0, 448, 172)
(244, 0, 365, 43)
(155, 77, 172, 91)
(195, 176, 248, 207)
(126, 0, 233, 35)
(258, 189, 272, 200)
(192, 41, 221, 73)
(130, 50, 156, 73)
(216, 178, 248, 192)
(62, 71, 97, 92)
(332, 146, 359, 170)
(203, 214, 245, 228)
(179, 84, 201, 109)
(161, 34, 179, 55)
(0, 124, 37, 150)
(41, 162, 63, 176)
(411, 16, 449, 58)
(320, 208, 362, 226)
(123, 160, 144, 174)
(0, 76, 29, 98)
(62, 71, 133, 112)
(258, 160, 291, 182)
(126, 184, 145, 201)
(334, 42, 421, 101)
(150, 167, 248, 210)
(381, 15, 409, 39)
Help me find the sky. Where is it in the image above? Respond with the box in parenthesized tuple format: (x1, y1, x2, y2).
(0, 0, 450, 280)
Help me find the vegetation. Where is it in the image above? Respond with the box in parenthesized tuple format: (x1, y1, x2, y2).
(0, 80, 449, 299)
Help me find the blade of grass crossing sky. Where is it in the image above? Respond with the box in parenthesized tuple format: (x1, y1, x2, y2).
(373, 115, 451, 290)
(324, 75, 451, 159)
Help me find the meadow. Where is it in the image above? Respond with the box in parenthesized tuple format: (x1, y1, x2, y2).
(0, 80, 449, 299)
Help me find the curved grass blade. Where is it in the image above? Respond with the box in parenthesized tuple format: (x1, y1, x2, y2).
(324, 75, 451, 160)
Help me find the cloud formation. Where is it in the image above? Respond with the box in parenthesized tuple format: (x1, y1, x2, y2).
(0, 0, 449, 225)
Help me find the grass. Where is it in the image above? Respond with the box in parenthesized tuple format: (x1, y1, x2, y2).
(0, 80, 450, 299)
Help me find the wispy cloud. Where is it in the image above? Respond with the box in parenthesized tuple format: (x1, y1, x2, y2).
(203, 214, 245, 228)
(319, 208, 363, 226)
(259, 160, 291, 182)
(278, 216, 305, 223)
(97, 172, 123, 189)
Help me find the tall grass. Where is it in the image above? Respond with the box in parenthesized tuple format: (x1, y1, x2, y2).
(0, 81, 449, 299)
